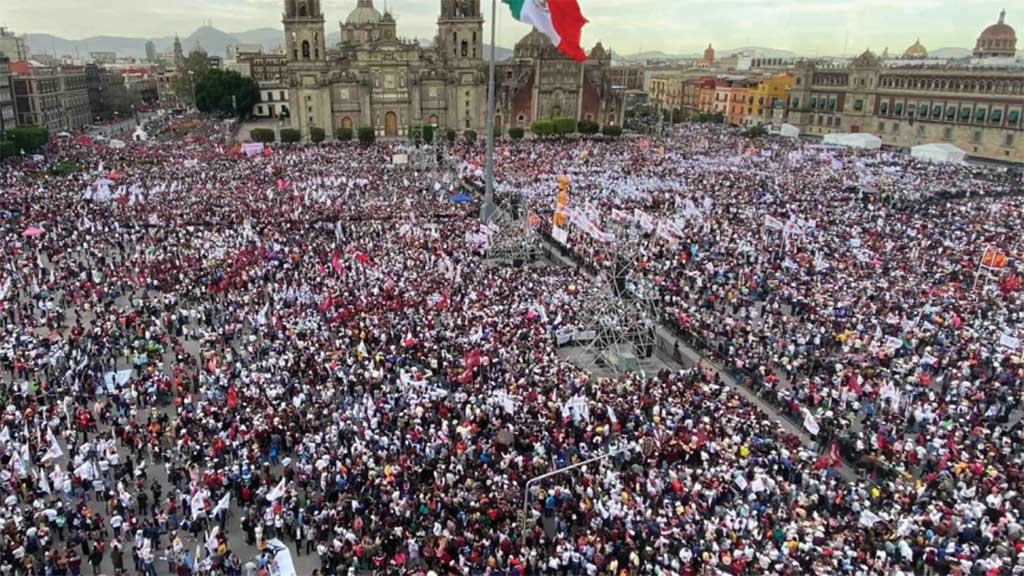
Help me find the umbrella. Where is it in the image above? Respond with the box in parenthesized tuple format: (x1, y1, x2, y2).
(22, 226, 44, 237)
(450, 193, 472, 204)
(107, 171, 125, 180)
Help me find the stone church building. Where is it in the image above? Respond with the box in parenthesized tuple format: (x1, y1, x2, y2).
(283, 0, 623, 139)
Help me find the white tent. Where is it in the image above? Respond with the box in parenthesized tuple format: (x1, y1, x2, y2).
(911, 142, 966, 163)
(777, 123, 800, 139)
(823, 132, 882, 150)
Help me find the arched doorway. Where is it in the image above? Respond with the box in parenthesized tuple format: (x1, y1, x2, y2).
(341, 116, 352, 129)
(384, 111, 398, 137)
(495, 115, 503, 130)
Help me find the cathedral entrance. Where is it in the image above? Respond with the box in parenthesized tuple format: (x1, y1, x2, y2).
(384, 112, 398, 137)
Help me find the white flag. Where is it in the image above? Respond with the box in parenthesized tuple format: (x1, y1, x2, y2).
(212, 492, 231, 517)
(42, 428, 64, 462)
(802, 409, 820, 436)
(266, 478, 287, 502)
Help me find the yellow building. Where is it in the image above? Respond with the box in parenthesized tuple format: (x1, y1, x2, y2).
(746, 73, 793, 126)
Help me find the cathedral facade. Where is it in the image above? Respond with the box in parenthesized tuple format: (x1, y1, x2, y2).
(283, 0, 622, 139)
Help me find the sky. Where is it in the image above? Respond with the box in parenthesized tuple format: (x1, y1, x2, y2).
(1, 0, 1014, 55)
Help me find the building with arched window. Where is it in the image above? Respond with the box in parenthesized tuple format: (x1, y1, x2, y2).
(283, 0, 622, 140)
(783, 41, 1023, 161)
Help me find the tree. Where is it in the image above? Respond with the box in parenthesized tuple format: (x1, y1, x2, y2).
(445, 129, 457, 144)
(422, 124, 435, 144)
(0, 140, 16, 160)
(280, 129, 301, 143)
(194, 69, 260, 118)
(7, 127, 49, 154)
(601, 125, 623, 137)
(335, 127, 354, 141)
(175, 49, 211, 104)
(578, 120, 599, 135)
(553, 117, 578, 135)
(531, 120, 555, 137)
(672, 108, 687, 124)
(508, 127, 525, 140)
(743, 124, 769, 138)
(310, 127, 326, 143)
(358, 127, 376, 145)
(250, 128, 276, 143)
(464, 130, 478, 142)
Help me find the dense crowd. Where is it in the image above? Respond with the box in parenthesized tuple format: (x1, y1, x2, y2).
(0, 116, 1022, 576)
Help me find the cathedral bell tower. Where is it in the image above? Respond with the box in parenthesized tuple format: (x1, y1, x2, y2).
(283, 0, 326, 63)
(438, 0, 484, 63)
(283, 0, 330, 141)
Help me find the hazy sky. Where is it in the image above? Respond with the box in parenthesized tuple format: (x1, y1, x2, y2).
(1, 0, 1014, 55)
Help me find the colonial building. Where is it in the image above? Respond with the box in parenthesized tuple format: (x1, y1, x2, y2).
(0, 55, 14, 134)
(492, 34, 624, 130)
(10, 61, 90, 131)
(238, 51, 289, 83)
(283, 0, 620, 139)
(785, 46, 1023, 161)
(0, 27, 28, 62)
(255, 82, 290, 118)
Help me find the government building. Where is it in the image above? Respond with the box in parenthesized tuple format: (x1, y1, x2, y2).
(282, 0, 623, 139)
(782, 11, 1023, 161)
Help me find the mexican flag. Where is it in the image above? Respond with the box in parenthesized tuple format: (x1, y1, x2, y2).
(503, 0, 588, 62)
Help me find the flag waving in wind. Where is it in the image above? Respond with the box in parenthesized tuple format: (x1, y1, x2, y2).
(503, 0, 589, 62)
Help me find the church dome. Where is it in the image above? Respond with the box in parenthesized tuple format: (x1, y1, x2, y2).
(979, 11, 1015, 40)
(515, 28, 558, 58)
(903, 38, 927, 59)
(346, 0, 382, 25)
(974, 11, 1017, 57)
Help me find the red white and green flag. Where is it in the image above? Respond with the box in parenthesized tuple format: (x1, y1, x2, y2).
(502, 0, 589, 62)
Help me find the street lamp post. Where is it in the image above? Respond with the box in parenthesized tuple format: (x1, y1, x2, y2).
(520, 447, 628, 536)
(188, 70, 196, 109)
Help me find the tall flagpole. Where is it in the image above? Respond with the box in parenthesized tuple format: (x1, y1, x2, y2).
(481, 0, 498, 222)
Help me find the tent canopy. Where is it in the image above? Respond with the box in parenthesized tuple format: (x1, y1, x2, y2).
(911, 143, 966, 163)
(450, 193, 472, 204)
(777, 123, 800, 138)
(822, 132, 882, 150)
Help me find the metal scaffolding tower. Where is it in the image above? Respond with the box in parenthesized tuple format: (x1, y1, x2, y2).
(567, 218, 660, 373)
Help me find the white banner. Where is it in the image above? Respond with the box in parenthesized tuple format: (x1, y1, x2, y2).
(552, 226, 569, 246)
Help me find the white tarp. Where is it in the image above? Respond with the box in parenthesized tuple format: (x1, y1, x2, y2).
(777, 123, 800, 139)
(911, 143, 966, 164)
(822, 133, 882, 150)
(107, 139, 126, 149)
(132, 128, 148, 142)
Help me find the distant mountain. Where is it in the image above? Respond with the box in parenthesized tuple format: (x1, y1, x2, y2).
(26, 24, 514, 61)
(613, 46, 801, 64)
(930, 47, 972, 59)
(233, 28, 285, 51)
(23, 26, 288, 60)
(24, 33, 151, 58)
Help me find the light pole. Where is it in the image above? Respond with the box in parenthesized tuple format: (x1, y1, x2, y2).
(188, 70, 196, 110)
(520, 447, 628, 536)
(480, 0, 498, 222)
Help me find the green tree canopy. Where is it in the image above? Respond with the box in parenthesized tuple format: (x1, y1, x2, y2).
(195, 69, 260, 118)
